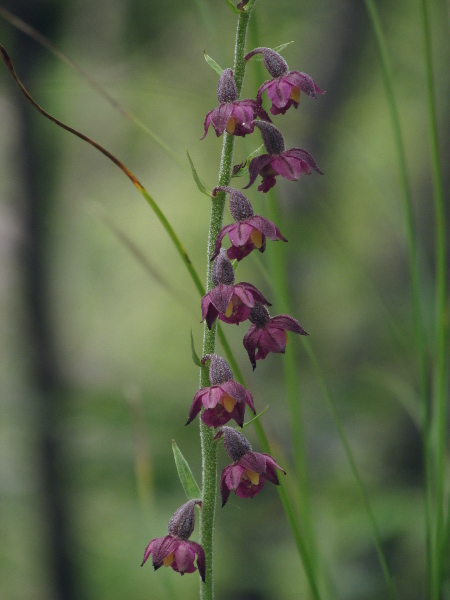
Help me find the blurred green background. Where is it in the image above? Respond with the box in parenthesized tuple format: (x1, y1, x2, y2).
(0, 0, 448, 599)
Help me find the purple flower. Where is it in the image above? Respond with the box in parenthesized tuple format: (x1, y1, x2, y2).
(201, 249, 271, 329)
(244, 121, 323, 193)
(245, 47, 324, 115)
(202, 68, 270, 139)
(211, 186, 287, 261)
(243, 303, 308, 369)
(187, 354, 256, 428)
(214, 427, 285, 506)
(141, 499, 205, 581)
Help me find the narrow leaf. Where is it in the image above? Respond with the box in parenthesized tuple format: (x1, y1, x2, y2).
(187, 150, 212, 196)
(232, 145, 263, 178)
(204, 52, 223, 75)
(190, 329, 202, 367)
(172, 440, 202, 500)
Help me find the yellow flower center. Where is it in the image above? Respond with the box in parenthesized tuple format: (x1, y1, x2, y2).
(249, 229, 263, 249)
(225, 300, 234, 317)
(163, 552, 174, 567)
(226, 116, 237, 134)
(285, 331, 289, 343)
(245, 469, 260, 486)
(222, 394, 237, 413)
(289, 86, 300, 103)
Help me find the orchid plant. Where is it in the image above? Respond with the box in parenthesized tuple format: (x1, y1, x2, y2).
(139, 2, 322, 597)
(1, 0, 447, 599)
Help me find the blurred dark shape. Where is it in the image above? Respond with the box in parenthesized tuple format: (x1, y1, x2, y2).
(3, 0, 82, 599)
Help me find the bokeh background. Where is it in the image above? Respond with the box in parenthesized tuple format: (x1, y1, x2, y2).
(1, 0, 449, 599)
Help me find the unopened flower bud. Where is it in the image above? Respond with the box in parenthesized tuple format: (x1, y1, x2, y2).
(254, 121, 285, 155)
(215, 426, 252, 461)
(217, 68, 238, 104)
(213, 186, 254, 222)
(167, 499, 202, 540)
(245, 47, 289, 78)
(211, 249, 235, 286)
(201, 354, 234, 385)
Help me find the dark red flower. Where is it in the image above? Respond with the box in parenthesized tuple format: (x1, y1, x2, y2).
(211, 186, 287, 261)
(141, 499, 205, 581)
(201, 250, 270, 329)
(244, 121, 323, 193)
(186, 354, 256, 428)
(214, 427, 285, 506)
(202, 68, 270, 138)
(243, 303, 308, 369)
(245, 47, 324, 115)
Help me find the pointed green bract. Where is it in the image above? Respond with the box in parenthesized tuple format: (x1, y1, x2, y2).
(231, 145, 263, 178)
(242, 405, 269, 429)
(190, 329, 202, 367)
(203, 52, 223, 76)
(172, 440, 202, 500)
(248, 42, 294, 61)
(186, 150, 212, 197)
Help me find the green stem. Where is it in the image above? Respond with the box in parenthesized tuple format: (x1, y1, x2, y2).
(198, 4, 256, 599)
(420, 1, 448, 597)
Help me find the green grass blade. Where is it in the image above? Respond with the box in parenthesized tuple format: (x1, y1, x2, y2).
(420, 1, 448, 597)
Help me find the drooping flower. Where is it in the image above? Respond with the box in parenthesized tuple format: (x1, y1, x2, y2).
(243, 303, 308, 369)
(214, 427, 285, 506)
(244, 121, 323, 193)
(141, 499, 205, 581)
(201, 249, 271, 329)
(186, 354, 256, 428)
(211, 186, 287, 261)
(245, 47, 324, 115)
(202, 68, 271, 139)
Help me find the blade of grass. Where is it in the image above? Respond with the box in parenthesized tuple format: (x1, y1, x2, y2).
(420, 0, 448, 597)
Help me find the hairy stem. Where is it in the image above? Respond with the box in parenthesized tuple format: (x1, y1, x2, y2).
(198, 3, 256, 599)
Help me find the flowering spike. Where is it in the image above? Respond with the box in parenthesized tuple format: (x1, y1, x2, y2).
(245, 47, 289, 78)
(168, 499, 202, 540)
(215, 426, 252, 461)
(254, 121, 285, 155)
(217, 68, 238, 103)
(211, 249, 235, 286)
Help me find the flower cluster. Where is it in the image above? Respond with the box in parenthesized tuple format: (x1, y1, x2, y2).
(143, 44, 323, 585)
